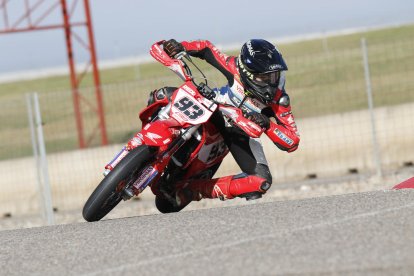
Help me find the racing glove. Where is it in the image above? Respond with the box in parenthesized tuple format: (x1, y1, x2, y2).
(163, 39, 185, 58)
(246, 112, 271, 130)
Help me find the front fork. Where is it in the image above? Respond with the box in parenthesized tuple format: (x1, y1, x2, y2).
(103, 146, 129, 176)
(103, 132, 146, 177)
(103, 125, 201, 200)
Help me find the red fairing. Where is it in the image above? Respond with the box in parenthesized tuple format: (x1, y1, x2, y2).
(139, 99, 169, 126)
(183, 123, 228, 178)
(139, 119, 180, 146)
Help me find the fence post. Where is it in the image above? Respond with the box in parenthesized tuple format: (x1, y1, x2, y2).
(26, 94, 42, 201)
(26, 93, 55, 225)
(361, 38, 382, 178)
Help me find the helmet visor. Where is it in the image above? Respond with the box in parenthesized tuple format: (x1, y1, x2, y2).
(252, 71, 280, 87)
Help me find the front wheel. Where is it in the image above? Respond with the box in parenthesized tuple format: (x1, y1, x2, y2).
(82, 145, 156, 222)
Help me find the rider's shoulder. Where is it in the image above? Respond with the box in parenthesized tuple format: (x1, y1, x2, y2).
(226, 56, 239, 74)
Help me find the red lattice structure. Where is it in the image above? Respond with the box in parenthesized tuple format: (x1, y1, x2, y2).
(0, 0, 108, 148)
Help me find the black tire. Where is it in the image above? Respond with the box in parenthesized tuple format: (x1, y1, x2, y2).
(154, 162, 222, 214)
(155, 194, 188, 214)
(82, 145, 156, 222)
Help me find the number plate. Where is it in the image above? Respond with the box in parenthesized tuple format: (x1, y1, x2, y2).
(171, 89, 213, 125)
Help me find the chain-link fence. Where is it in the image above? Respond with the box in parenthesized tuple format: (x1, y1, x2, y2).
(1, 36, 413, 226)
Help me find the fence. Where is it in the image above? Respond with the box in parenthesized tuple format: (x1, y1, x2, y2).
(1, 36, 413, 227)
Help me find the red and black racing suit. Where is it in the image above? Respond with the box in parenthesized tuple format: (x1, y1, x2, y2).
(152, 40, 300, 202)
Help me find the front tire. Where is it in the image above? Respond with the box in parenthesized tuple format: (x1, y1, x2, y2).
(82, 145, 156, 222)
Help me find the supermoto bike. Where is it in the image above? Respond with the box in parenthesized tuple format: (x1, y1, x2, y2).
(82, 41, 267, 222)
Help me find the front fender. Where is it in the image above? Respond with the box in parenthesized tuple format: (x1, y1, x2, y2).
(139, 100, 168, 126)
(140, 119, 181, 146)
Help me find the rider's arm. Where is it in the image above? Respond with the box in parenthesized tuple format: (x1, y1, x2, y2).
(262, 75, 300, 152)
(181, 40, 236, 84)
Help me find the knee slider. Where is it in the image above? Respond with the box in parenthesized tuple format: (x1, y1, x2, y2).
(260, 181, 271, 191)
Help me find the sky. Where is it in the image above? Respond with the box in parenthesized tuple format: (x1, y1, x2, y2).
(0, 0, 413, 75)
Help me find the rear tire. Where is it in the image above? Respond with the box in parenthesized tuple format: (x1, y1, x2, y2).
(154, 162, 222, 214)
(155, 194, 188, 214)
(82, 145, 156, 222)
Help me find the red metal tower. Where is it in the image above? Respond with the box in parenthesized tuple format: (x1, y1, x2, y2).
(0, 0, 108, 148)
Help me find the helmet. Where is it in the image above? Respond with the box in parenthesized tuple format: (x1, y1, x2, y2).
(237, 39, 288, 104)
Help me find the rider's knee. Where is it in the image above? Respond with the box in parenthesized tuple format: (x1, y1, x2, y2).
(255, 163, 272, 185)
(234, 163, 272, 193)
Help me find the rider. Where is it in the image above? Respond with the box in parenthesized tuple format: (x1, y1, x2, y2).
(151, 39, 300, 211)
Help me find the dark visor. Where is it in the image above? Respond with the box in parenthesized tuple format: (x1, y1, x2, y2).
(252, 71, 280, 87)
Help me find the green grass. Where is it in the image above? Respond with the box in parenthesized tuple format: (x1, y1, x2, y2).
(1, 24, 414, 160)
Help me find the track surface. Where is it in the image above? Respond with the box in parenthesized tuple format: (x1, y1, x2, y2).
(1, 189, 414, 275)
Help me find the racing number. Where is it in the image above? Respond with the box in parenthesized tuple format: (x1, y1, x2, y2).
(174, 96, 204, 120)
(207, 141, 227, 162)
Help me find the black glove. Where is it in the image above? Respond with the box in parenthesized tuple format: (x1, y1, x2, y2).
(163, 39, 185, 58)
(246, 112, 271, 130)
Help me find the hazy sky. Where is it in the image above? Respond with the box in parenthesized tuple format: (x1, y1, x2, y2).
(0, 0, 413, 74)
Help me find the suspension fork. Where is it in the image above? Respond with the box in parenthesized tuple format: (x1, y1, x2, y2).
(125, 125, 201, 198)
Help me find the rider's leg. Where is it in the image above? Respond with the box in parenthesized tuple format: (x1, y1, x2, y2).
(176, 173, 271, 203)
(175, 111, 273, 205)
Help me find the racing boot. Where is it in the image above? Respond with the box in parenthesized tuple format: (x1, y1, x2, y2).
(175, 173, 271, 207)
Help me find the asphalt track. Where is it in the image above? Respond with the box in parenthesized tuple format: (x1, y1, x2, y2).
(1, 189, 414, 275)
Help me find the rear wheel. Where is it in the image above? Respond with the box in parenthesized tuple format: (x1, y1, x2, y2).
(154, 162, 222, 213)
(155, 194, 189, 214)
(82, 145, 156, 222)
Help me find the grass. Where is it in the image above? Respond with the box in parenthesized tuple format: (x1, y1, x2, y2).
(1, 24, 414, 160)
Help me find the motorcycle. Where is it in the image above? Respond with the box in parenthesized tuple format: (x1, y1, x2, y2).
(82, 41, 266, 222)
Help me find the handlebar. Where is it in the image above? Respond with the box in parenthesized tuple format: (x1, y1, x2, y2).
(149, 41, 265, 138)
(150, 41, 210, 92)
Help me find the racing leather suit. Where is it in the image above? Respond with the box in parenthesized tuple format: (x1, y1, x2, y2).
(158, 40, 300, 204)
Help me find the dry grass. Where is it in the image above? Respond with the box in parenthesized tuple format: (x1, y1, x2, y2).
(0, 24, 414, 160)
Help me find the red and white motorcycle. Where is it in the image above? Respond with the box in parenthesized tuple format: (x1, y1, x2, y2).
(82, 41, 265, 222)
